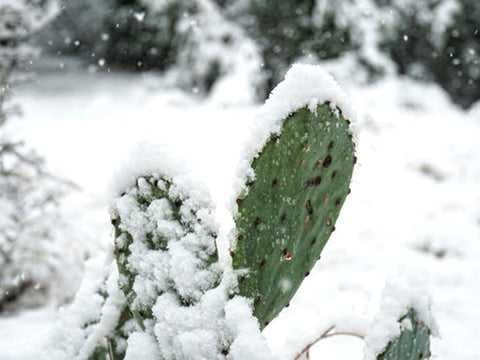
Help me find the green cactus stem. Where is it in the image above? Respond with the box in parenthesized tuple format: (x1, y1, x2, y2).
(232, 103, 355, 328)
(376, 308, 432, 360)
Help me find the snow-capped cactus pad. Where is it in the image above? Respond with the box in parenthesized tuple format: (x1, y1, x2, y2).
(375, 309, 431, 360)
(231, 64, 356, 328)
(364, 274, 437, 360)
(111, 174, 221, 328)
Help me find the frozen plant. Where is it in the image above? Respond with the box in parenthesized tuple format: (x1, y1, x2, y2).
(0, 0, 85, 311)
(48, 64, 435, 359)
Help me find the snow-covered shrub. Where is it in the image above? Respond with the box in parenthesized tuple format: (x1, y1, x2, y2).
(172, 0, 263, 102)
(230, 0, 394, 96)
(231, 0, 357, 95)
(0, 0, 88, 312)
(0, 135, 74, 311)
(377, 0, 480, 108)
(33, 0, 112, 57)
(435, 0, 480, 108)
(99, 0, 195, 71)
(0, 0, 59, 43)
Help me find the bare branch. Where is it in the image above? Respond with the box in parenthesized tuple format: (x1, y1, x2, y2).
(294, 326, 365, 360)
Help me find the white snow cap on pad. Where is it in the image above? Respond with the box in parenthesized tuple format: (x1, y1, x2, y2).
(231, 63, 355, 215)
(363, 273, 439, 360)
(261, 63, 355, 123)
(106, 139, 211, 216)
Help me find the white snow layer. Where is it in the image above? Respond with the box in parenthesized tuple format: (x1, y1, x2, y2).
(231, 63, 356, 217)
(43, 249, 129, 359)
(363, 273, 439, 360)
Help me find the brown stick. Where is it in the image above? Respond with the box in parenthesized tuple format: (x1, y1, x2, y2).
(107, 336, 114, 360)
(294, 326, 365, 360)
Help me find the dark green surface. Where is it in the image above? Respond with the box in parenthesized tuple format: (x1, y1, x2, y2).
(377, 309, 431, 360)
(233, 103, 355, 328)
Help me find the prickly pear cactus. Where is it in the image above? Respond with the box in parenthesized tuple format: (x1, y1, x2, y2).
(376, 309, 431, 360)
(111, 175, 220, 329)
(88, 303, 135, 360)
(232, 103, 355, 328)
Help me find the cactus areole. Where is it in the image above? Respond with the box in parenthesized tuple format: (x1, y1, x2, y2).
(233, 101, 355, 328)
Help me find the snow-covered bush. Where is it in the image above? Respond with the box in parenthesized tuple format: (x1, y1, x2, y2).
(0, 0, 88, 312)
(232, 0, 359, 95)
(98, 0, 193, 71)
(377, 0, 480, 108)
(172, 0, 263, 101)
(34, 0, 112, 57)
(46, 64, 436, 359)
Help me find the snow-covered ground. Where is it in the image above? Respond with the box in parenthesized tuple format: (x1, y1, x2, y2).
(1, 56, 479, 359)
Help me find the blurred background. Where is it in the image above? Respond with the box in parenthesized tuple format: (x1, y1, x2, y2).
(27, 0, 480, 107)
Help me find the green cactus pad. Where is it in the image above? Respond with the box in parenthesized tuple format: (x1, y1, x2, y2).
(233, 103, 355, 328)
(112, 175, 219, 328)
(377, 309, 431, 360)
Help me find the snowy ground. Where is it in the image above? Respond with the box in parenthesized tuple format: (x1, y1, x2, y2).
(0, 56, 479, 359)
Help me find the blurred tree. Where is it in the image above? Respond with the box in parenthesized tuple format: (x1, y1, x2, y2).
(378, 0, 480, 108)
(100, 0, 194, 71)
(34, 0, 112, 57)
(234, 0, 358, 96)
(436, 0, 480, 108)
(35, 0, 480, 107)
(0, 0, 78, 312)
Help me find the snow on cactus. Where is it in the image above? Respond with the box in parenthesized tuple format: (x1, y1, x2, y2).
(106, 142, 269, 359)
(43, 252, 133, 360)
(230, 63, 356, 328)
(43, 63, 436, 359)
(364, 274, 438, 360)
(43, 63, 355, 358)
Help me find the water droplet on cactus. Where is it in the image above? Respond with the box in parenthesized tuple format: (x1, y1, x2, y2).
(279, 278, 292, 292)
